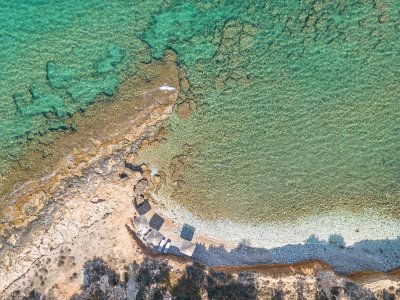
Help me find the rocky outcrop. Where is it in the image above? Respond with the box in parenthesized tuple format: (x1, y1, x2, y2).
(168, 144, 197, 190)
(8, 257, 400, 300)
(0, 51, 182, 299)
(176, 66, 197, 119)
(133, 179, 148, 195)
(0, 50, 180, 240)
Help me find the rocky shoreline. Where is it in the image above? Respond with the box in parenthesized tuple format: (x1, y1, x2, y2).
(0, 52, 399, 299)
(0, 52, 182, 298)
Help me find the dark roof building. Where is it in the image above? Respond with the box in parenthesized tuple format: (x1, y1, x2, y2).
(149, 213, 165, 230)
(180, 223, 195, 241)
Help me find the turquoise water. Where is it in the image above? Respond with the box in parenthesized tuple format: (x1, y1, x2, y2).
(139, 1, 400, 220)
(0, 0, 158, 176)
(1, 1, 399, 221)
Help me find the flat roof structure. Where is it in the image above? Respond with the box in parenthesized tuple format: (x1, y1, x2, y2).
(136, 200, 151, 215)
(149, 213, 165, 231)
(180, 223, 195, 241)
(180, 240, 196, 257)
(133, 215, 149, 231)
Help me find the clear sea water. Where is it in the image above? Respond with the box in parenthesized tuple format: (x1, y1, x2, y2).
(1, 1, 399, 222)
(0, 0, 159, 176)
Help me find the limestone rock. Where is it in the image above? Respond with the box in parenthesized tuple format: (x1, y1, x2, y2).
(134, 195, 145, 207)
(177, 101, 191, 118)
(126, 152, 138, 165)
(140, 164, 152, 179)
(153, 174, 161, 186)
(9, 234, 17, 247)
(90, 196, 106, 203)
(140, 164, 149, 172)
(157, 127, 166, 139)
(134, 179, 148, 195)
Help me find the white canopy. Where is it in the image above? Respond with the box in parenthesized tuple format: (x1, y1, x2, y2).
(180, 240, 196, 257)
(146, 229, 163, 245)
(133, 215, 149, 231)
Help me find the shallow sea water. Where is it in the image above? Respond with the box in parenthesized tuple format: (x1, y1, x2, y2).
(1, 1, 399, 223)
(0, 0, 159, 175)
(139, 1, 400, 221)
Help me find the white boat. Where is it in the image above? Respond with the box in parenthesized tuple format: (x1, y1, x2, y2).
(159, 85, 175, 91)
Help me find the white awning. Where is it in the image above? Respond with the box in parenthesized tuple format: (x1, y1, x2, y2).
(180, 240, 196, 257)
(146, 229, 163, 245)
(133, 215, 149, 231)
